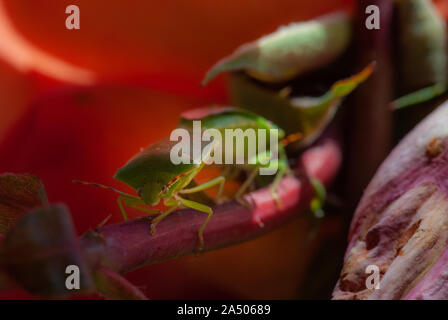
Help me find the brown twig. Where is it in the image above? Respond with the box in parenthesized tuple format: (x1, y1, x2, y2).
(345, 0, 394, 211)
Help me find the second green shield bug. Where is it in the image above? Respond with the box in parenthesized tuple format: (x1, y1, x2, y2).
(178, 106, 301, 208)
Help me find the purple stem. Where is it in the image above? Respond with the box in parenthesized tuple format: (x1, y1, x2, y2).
(80, 132, 342, 274)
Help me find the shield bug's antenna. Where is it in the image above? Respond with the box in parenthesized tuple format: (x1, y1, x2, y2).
(72, 180, 130, 196)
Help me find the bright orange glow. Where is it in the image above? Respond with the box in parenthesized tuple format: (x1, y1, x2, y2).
(0, 0, 95, 85)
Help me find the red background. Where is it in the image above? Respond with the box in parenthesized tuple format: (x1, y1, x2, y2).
(1, 0, 445, 299)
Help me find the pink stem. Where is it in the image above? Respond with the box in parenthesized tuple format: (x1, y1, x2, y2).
(80, 131, 342, 274)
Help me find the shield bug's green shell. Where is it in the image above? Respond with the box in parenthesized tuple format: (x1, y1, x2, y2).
(114, 138, 198, 205)
(179, 106, 286, 168)
(179, 106, 285, 139)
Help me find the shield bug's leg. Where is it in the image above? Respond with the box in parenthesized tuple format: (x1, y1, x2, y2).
(220, 166, 232, 179)
(179, 176, 225, 203)
(234, 168, 258, 208)
(121, 196, 160, 216)
(150, 201, 180, 235)
(117, 195, 148, 221)
(177, 197, 213, 251)
(117, 195, 131, 221)
(117, 194, 159, 221)
(304, 178, 327, 244)
(127, 205, 160, 215)
(220, 166, 243, 198)
(309, 177, 326, 219)
(269, 162, 288, 209)
(222, 165, 241, 181)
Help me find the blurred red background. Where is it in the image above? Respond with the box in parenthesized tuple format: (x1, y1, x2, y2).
(1, 0, 423, 299)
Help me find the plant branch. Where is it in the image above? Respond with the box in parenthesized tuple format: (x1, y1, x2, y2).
(80, 129, 342, 275)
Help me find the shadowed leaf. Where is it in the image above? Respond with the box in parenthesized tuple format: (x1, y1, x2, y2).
(397, 0, 447, 90)
(0, 173, 48, 235)
(229, 63, 374, 149)
(0, 204, 94, 297)
(202, 11, 351, 85)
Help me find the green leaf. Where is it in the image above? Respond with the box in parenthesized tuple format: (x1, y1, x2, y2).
(397, 0, 447, 90)
(0, 173, 48, 235)
(202, 11, 351, 85)
(392, 82, 447, 110)
(229, 63, 374, 149)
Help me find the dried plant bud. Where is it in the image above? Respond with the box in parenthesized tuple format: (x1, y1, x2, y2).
(425, 137, 444, 158)
(202, 11, 351, 85)
(333, 100, 448, 300)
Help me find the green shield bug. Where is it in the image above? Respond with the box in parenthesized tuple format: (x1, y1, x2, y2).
(75, 136, 225, 250)
(74, 108, 301, 250)
(178, 106, 301, 208)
